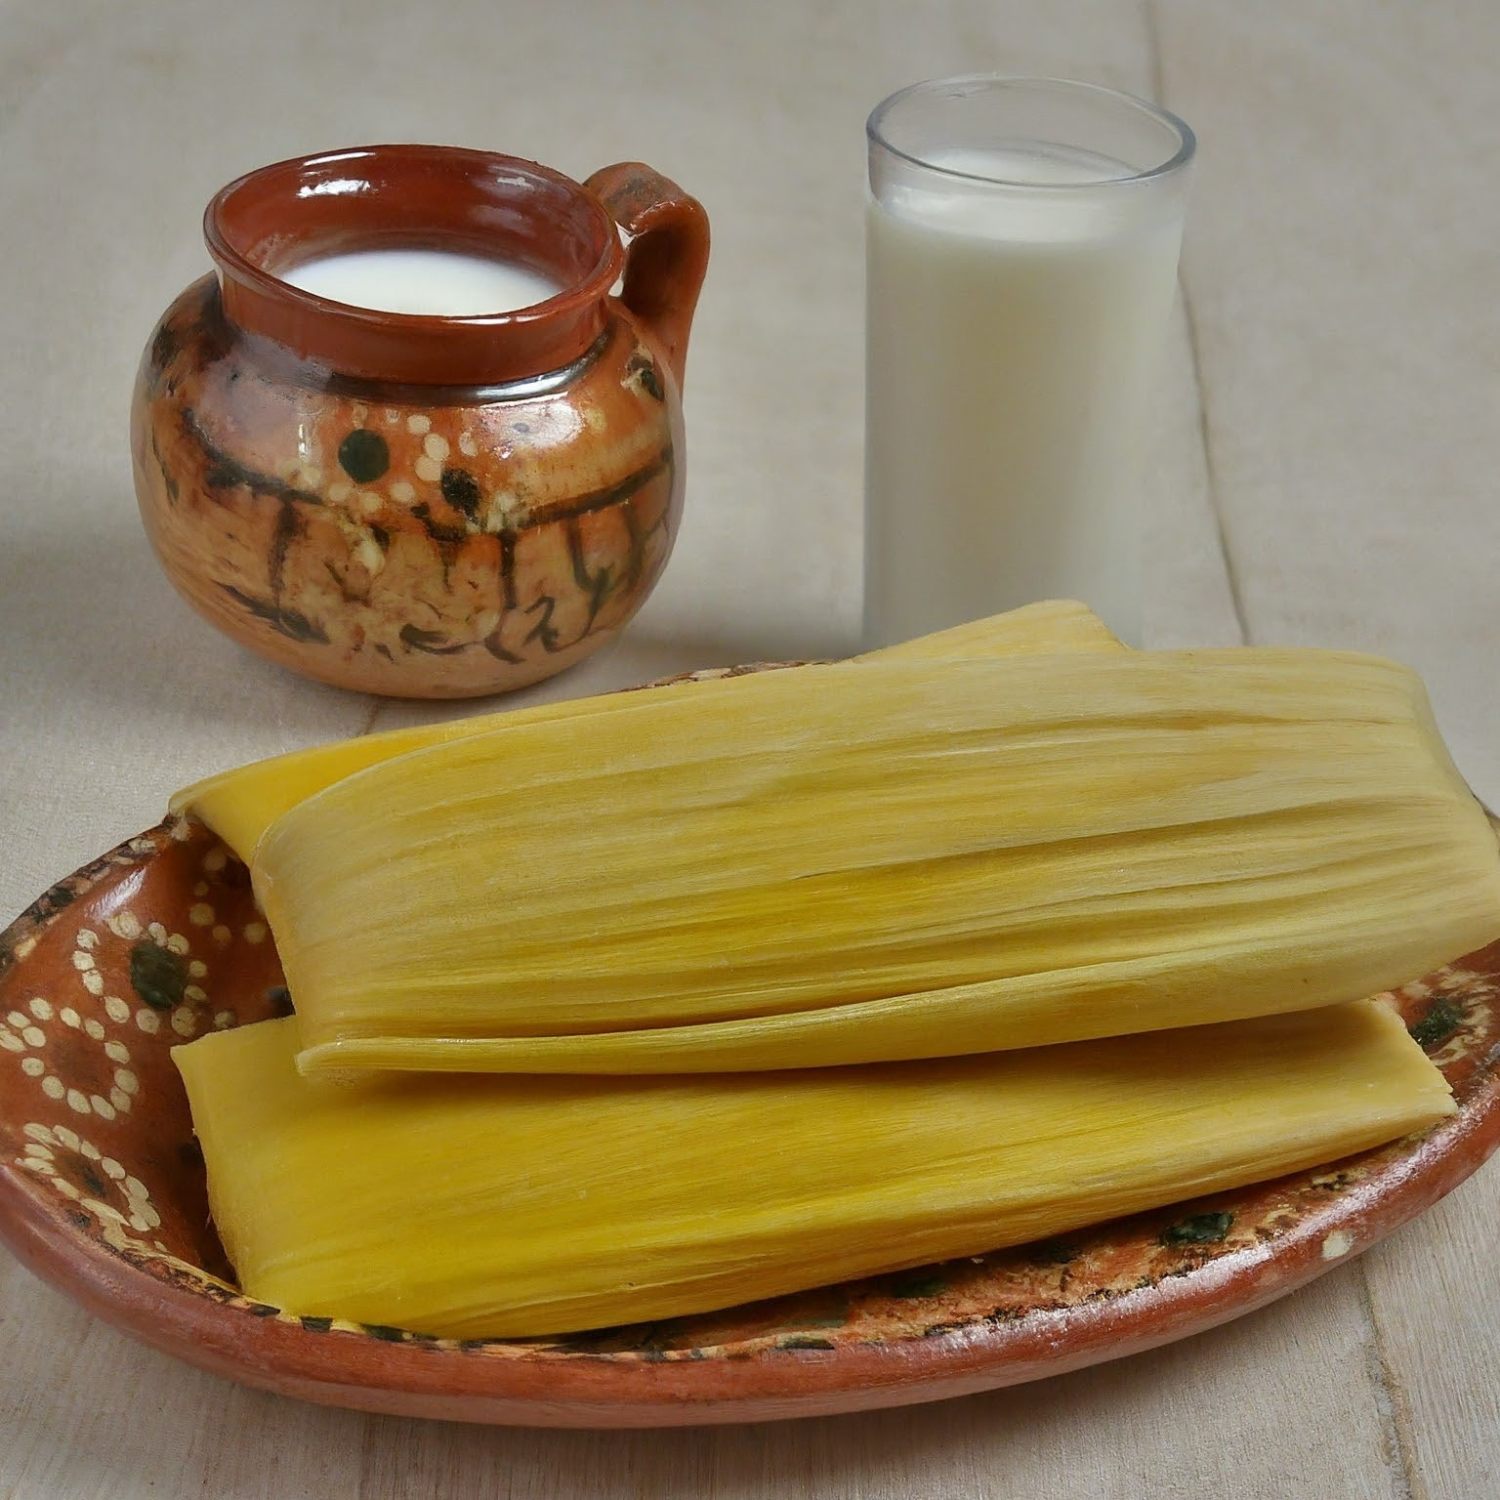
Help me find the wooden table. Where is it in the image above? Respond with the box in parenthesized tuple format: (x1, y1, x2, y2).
(2, 2, 1496, 1494)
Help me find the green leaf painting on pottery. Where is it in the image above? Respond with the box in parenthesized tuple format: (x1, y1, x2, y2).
(888, 1272, 948, 1300)
(1160, 1211, 1234, 1248)
(129, 939, 189, 1011)
(1409, 998, 1465, 1051)
(439, 466, 482, 521)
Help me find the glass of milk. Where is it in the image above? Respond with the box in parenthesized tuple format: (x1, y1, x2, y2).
(863, 76, 1195, 649)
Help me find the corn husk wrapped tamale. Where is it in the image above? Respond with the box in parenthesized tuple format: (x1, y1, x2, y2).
(173, 600, 1121, 864)
(237, 648, 1500, 1075)
(174, 1004, 1455, 1339)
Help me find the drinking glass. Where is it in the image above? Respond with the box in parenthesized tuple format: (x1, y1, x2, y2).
(863, 76, 1195, 648)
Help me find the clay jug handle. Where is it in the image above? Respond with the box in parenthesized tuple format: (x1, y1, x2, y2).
(585, 163, 710, 391)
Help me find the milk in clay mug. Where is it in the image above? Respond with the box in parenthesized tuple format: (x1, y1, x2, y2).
(131, 146, 710, 697)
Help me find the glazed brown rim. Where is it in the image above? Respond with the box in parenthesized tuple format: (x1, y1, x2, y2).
(2, 820, 1499, 1426)
(204, 145, 628, 385)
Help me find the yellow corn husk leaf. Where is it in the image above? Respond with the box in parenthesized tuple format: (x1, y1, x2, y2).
(170, 601, 1121, 865)
(855, 598, 1125, 661)
(174, 1004, 1454, 1339)
(250, 647, 1500, 1076)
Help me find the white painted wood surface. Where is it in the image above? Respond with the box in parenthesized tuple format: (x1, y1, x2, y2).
(1, 2, 1495, 1494)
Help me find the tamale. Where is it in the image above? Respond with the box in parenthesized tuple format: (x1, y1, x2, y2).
(246, 648, 1500, 1075)
(171, 601, 1121, 864)
(174, 1004, 1454, 1339)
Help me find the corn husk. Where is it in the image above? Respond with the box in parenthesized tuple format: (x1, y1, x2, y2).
(173, 601, 1120, 864)
(238, 648, 1500, 1076)
(174, 1003, 1454, 1339)
(856, 597, 1124, 661)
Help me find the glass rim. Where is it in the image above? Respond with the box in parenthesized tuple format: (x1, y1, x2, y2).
(866, 74, 1196, 190)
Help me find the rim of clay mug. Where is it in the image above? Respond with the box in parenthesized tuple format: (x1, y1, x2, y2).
(205, 144, 628, 386)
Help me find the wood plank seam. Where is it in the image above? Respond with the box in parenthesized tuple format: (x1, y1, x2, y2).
(1143, 0, 1250, 649)
(1359, 1259, 1428, 1500)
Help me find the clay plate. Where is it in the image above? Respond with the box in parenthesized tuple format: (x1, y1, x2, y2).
(2, 819, 1498, 1427)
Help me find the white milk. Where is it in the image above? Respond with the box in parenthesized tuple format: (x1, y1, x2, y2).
(864, 143, 1185, 648)
(281, 248, 563, 316)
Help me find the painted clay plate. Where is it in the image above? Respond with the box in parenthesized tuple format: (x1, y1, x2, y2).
(1, 817, 1498, 1427)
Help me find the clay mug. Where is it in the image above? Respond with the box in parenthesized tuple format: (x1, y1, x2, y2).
(131, 146, 710, 697)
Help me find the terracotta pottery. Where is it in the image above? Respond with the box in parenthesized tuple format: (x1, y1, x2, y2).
(131, 146, 710, 697)
(3, 808, 1499, 1425)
